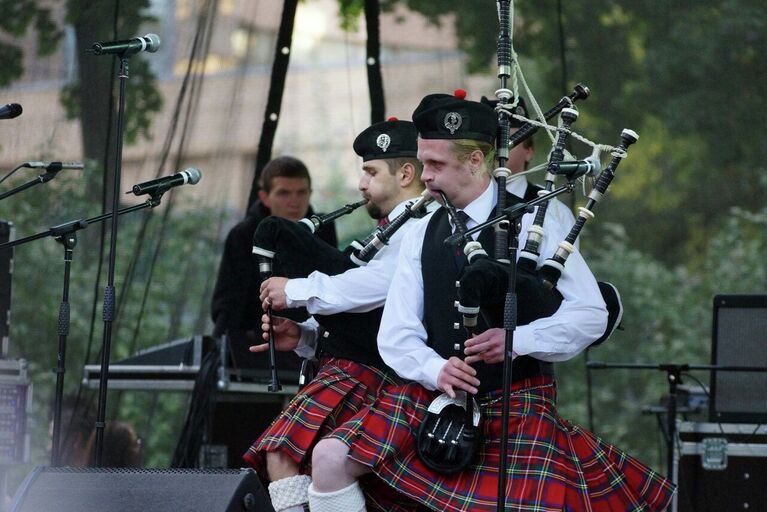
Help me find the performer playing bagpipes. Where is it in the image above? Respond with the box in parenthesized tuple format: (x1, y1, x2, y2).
(306, 91, 674, 512)
(243, 118, 435, 512)
(210, 157, 339, 391)
(413, 190, 564, 475)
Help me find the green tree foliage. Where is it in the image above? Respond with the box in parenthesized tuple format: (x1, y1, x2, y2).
(341, 0, 767, 264)
(0, 1, 162, 145)
(556, 209, 767, 466)
(4, 164, 222, 475)
(0, 0, 61, 86)
(335, 0, 767, 467)
(60, 0, 163, 144)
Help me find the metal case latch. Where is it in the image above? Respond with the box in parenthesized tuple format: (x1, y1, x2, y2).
(701, 437, 728, 470)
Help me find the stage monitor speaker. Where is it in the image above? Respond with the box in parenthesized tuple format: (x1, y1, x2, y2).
(709, 294, 767, 423)
(10, 467, 275, 512)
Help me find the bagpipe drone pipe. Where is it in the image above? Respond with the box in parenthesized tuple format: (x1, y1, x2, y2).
(532, 127, 640, 346)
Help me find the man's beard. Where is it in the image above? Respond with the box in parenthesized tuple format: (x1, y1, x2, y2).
(366, 202, 384, 220)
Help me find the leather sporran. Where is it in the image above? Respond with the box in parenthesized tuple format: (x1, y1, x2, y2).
(415, 391, 482, 474)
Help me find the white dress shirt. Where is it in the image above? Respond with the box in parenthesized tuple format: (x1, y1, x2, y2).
(377, 179, 607, 390)
(285, 196, 436, 356)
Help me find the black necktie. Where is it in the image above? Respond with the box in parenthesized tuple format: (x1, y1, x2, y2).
(452, 210, 470, 268)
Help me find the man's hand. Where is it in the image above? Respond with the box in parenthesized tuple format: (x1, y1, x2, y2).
(464, 328, 516, 365)
(259, 277, 289, 311)
(249, 314, 301, 353)
(436, 356, 480, 398)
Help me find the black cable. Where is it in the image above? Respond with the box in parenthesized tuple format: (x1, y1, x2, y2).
(248, 0, 299, 208)
(121, 0, 218, 358)
(555, 0, 577, 213)
(0, 163, 28, 186)
(364, 0, 385, 124)
(171, 348, 220, 468)
(112, 0, 217, 364)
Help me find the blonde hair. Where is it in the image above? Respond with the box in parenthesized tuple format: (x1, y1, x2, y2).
(450, 139, 496, 175)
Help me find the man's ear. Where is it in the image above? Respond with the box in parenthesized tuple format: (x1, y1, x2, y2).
(523, 144, 534, 165)
(467, 149, 485, 175)
(258, 189, 269, 208)
(469, 149, 485, 168)
(399, 162, 416, 187)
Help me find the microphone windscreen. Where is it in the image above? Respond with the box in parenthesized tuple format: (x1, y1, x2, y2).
(183, 167, 202, 184)
(144, 33, 161, 52)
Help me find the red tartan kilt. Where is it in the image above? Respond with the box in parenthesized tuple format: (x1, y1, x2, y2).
(331, 375, 675, 512)
(242, 357, 398, 476)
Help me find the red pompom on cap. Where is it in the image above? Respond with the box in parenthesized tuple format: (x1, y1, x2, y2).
(453, 88, 467, 100)
(387, 116, 398, 121)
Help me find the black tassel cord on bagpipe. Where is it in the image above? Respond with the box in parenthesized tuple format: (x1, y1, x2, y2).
(251, 192, 434, 390)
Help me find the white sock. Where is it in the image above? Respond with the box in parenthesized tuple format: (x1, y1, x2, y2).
(307, 481, 367, 512)
(268, 474, 312, 512)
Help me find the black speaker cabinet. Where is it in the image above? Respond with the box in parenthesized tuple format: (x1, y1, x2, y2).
(10, 467, 275, 512)
(709, 294, 767, 423)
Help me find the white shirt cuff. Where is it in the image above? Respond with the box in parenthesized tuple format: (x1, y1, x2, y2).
(294, 320, 319, 359)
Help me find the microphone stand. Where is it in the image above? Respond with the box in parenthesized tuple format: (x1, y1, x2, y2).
(94, 53, 130, 465)
(585, 360, 767, 510)
(496, 205, 520, 512)
(0, 195, 164, 465)
(0, 170, 63, 201)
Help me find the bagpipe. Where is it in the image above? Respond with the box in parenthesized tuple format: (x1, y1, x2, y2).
(251, 191, 434, 389)
(416, 1, 637, 477)
(417, 111, 639, 474)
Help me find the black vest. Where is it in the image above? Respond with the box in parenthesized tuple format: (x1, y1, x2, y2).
(316, 308, 386, 369)
(421, 194, 553, 394)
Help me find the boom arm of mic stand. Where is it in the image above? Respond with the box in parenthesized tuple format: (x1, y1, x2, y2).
(0, 196, 163, 250)
(0, 194, 162, 467)
(0, 171, 61, 201)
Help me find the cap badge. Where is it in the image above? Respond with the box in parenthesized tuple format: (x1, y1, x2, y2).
(376, 133, 391, 153)
(444, 112, 462, 134)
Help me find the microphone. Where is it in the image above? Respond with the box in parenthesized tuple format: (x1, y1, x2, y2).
(129, 167, 202, 196)
(550, 156, 601, 179)
(91, 34, 161, 56)
(0, 103, 22, 120)
(24, 161, 84, 172)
